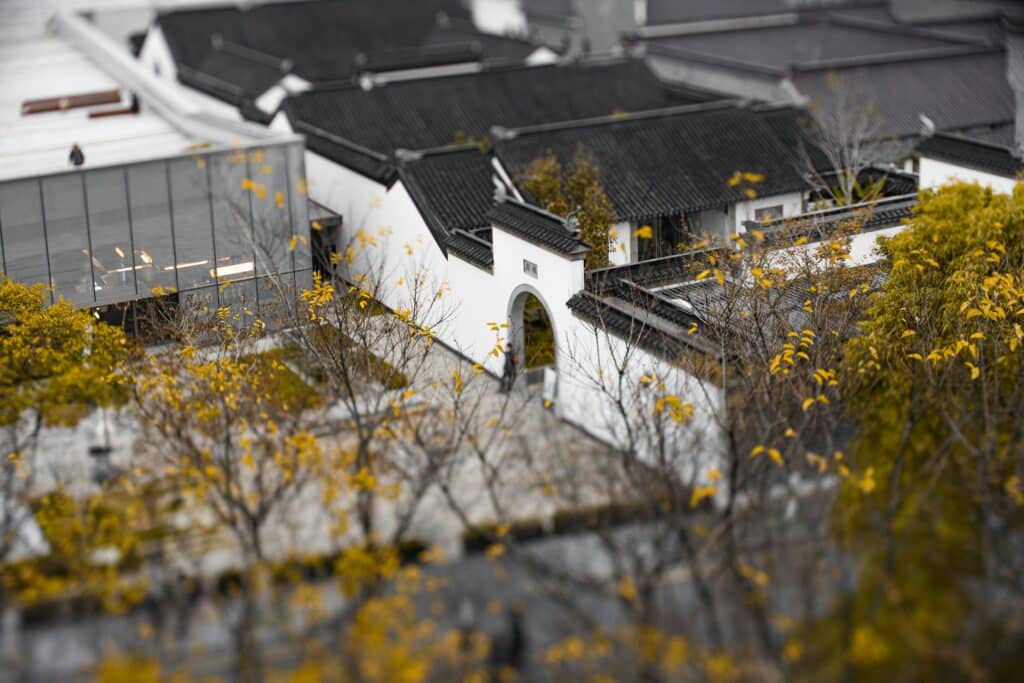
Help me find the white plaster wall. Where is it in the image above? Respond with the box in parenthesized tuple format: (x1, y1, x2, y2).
(304, 151, 449, 314)
(919, 157, 1018, 194)
(557, 317, 724, 475)
(138, 24, 176, 82)
(490, 227, 586, 375)
(470, 0, 527, 35)
(608, 220, 634, 265)
(732, 192, 804, 232)
(285, 151, 723, 467)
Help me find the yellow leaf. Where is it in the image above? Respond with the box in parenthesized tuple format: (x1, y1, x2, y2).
(696, 270, 711, 281)
(802, 397, 815, 411)
(635, 225, 653, 239)
(901, 329, 916, 338)
(750, 445, 766, 457)
(690, 486, 717, 508)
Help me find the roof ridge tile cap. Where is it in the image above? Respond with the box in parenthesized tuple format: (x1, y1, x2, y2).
(493, 99, 745, 138)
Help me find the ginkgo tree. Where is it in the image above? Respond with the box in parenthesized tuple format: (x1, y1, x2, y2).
(485, 193, 890, 681)
(823, 181, 1024, 681)
(129, 301, 326, 682)
(0, 277, 128, 590)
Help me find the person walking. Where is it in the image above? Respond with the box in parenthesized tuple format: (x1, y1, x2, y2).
(68, 143, 85, 167)
(500, 343, 518, 392)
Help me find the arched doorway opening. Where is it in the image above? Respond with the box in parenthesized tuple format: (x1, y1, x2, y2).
(521, 294, 555, 369)
(508, 287, 557, 397)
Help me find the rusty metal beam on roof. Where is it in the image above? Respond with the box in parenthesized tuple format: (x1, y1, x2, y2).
(21, 89, 120, 115)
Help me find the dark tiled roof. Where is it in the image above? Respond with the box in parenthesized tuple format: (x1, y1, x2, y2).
(178, 42, 288, 105)
(757, 193, 918, 246)
(644, 15, 971, 72)
(956, 121, 1016, 148)
(494, 103, 820, 221)
(487, 198, 591, 257)
(585, 247, 727, 291)
(791, 47, 1014, 138)
(283, 59, 714, 183)
(397, 146, 499, 252)
(446, 229, 495, 270)
(156, 0, 540, 105)
(917, 130, 1023, 178)
(566, 291, 720, 363)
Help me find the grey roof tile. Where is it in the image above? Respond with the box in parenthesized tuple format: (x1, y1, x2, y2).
(791, 47, 1014, 138)
(284, 59, 715, 183)
(917, 129, 1022, 177)
(487, 198, 591, 257)
(397, 146, 499, 250)
(494, 103, 820, 220)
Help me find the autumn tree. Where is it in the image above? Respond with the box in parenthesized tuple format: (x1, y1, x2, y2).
(522, 148, 617, 269)
(463, 199, 890, 680)
(0, 277, 127, 580)
(802, 72, 887, 206)
(821, 182, 1024, 680)
(128, 301, 326, 682)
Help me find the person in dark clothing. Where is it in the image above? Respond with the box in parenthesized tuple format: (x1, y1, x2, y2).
(500, 343, 518, 392)
(488, 602, 527, 679)
(68, 143, 85, 167)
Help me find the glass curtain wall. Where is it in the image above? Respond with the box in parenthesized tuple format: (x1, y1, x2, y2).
(0, 141, 311, 309)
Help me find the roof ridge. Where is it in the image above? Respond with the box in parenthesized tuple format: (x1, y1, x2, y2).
(495, 195, 570, 226)
(448, 228, 493, 248)
(293, 56, 647, 93)
(291, 120, 390, 162)
(791, 42, 1003, 72)
(824, 13, 986, 45)
(644, 41, 787, 76)
(491, 99, 744, 139)
(212, 36, 290, 70)
(395, 144, 487, 163)
(928, 129, 1018, 155)
(788, 192, 918, 222)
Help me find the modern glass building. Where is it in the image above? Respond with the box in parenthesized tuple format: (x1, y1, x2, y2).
(0, 138, 312, 314)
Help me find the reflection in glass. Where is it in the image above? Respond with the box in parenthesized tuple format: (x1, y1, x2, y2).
(41, 175, 93, 304)
(85, 168, 136, 304)
(128, 162, 177, 295)
(287, 143, 313, 277)
(0, 180, 50, 296)
(253, 146, 293, 280)
(209, 151, 255, 289)
(169, 158, 216, 290)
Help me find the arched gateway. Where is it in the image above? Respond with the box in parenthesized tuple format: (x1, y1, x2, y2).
(507, 284, 557, 392)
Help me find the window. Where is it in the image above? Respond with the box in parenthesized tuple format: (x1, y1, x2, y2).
(523, 259, 538, 278)
(85, 168, 136, 304)
(0, 180, 50, 295)
(638, 215, 687, 262)
(754, 205, 784, 224)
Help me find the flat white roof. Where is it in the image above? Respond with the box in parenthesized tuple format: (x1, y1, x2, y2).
(0, 28, 194, 182)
